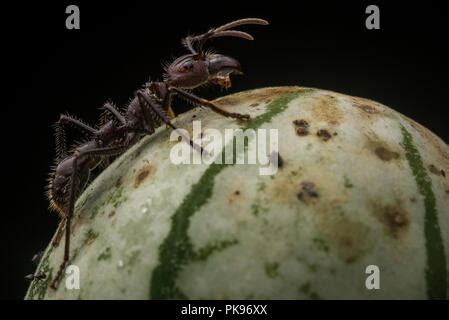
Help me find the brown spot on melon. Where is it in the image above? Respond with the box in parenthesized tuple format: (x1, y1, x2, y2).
(134, 164, 155, 188)
(365, 135, 400, 162)
(297, 181, 319, 204)
(293, 119, 310, 136)
(372, 201, 409, 239)
(316, 129, 333, 141)
(350, 97, 382, 114)
(428, 164, 445, 177)
(311, 95, 342, 124)
(319, 216, 371, 264)
(374, 146, 400, 161)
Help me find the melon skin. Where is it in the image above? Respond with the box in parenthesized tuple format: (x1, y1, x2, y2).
(26, 87, 449, 300)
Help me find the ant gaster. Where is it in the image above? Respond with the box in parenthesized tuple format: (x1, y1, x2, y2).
(43, 18, 268, 289)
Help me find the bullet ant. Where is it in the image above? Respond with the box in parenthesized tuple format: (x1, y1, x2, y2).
(39, 18, 269, 289)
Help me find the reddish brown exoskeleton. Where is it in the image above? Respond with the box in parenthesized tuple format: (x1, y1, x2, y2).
(29, 18, 269, 289)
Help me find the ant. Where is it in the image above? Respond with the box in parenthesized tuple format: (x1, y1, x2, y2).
(33, 18, 269, 290)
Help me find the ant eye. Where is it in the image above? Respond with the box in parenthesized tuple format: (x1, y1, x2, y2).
(182, 61, 193, 71)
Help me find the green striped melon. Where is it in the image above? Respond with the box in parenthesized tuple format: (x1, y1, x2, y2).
(26, 87, 449, 300)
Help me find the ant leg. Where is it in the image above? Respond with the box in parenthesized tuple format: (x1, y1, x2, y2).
(165, 94, 176, 119)
(54, 115, 97, 161)
(168, 86, 250, 121)
(54, 121, 67, 162)
(32, 251, 44, 265)
(59, 114, 97, 134)
(50, 141, 136, 290)
(51, 219, 66, 247)
(136, 91, 204, 155)
(136, 91, 168, 127)
(25, 273, 46, 281)
(50, 155, 80, 290)
(102, 102, 126, 125)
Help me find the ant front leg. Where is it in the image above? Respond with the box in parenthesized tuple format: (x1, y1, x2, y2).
(164, 94, 176, 119)
(168, 86, 250, 121)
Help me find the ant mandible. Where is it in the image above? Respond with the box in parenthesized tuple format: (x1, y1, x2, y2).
(39, 18, 268, 289)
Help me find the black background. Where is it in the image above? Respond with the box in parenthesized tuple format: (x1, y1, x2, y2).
(1, 0, 448, 300)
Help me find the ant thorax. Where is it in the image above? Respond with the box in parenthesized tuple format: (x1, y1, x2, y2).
(146, 81, 167, 103)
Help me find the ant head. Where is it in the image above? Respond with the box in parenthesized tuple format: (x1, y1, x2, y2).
(165, 18, 268, 89)
(165, 54, 209, 89)
(165, 53, 242, 90)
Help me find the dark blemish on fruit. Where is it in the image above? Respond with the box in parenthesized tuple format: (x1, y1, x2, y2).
(318, 216, 370, 264)
(351, 97, 380, 114)
(293, 119, 309, 136)
(374, 146, 400, 161)
(312, 95, 342, 124)
(234, 190, 240, 196)
(297, 181, 319, 204)
(250, 102, 259, 107)
(372, 202, 409, 239)
(343, 176, 353, 188)
(293, 119, 308, 127)
(108, 210, 116, 218)
(296, 128, 309, 136)
(358, 104, 379, 114)
(428, 164, 446, 177)
(134, 164, 155, 188)
(316, 129, 332, 141)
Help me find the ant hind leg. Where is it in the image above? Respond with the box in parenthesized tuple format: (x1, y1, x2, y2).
(102, 102, 126, 125)
(54, 115, 97, 162)
(50, 155, 81, 290)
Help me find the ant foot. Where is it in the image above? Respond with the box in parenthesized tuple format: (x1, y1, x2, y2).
(50, 261, 68, 290)
(25, 273, 46, 281)
(31, 251, 44, 265)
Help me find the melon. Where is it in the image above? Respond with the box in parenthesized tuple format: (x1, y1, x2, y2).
(26, 87, 449, 299)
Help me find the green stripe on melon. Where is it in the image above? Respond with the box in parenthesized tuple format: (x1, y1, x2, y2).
(26, 87, 449, 300)
(401, 126, 446, 299)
